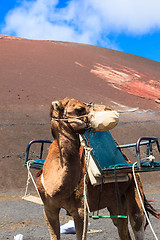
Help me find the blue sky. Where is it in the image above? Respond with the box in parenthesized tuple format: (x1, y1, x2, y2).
(1, 0, 160, 62)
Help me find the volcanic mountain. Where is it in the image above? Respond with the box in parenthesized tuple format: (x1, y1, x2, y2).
(0, 35, 159, 191)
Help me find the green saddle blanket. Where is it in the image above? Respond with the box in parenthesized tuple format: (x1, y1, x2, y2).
(83, 130, 128, 172)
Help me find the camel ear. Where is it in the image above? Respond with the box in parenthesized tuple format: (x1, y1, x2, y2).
(50, 101, 62, 118)
(52, 97, 69, 111)
(51, 101, 62, 111)
(61, 97, 70, 107)
(50, 98, 70, 118)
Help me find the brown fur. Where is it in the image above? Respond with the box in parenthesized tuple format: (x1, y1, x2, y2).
(144, 195, 160, 229)
(36, 98, 159, 240)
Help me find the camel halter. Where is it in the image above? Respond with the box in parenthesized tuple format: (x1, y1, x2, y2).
(50, 102, 93, 130)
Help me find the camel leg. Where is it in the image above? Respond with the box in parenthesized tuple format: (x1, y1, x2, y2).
(126, 179, 144, 240)
(37, 178, 61, 239)
(108, 195, 132, 240)
(44, 206, 60, 240)
(72, 207, 88, 240)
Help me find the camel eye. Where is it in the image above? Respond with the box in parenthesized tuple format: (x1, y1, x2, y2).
(75, 107, 86, 115)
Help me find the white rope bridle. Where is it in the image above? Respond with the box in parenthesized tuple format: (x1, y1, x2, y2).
(82, 143, 93, 240)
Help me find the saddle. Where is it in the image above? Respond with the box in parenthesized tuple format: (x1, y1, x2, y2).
(80, 130, 129, 186)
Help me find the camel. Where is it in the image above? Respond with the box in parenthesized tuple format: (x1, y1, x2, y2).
(36, 97, 159, 240)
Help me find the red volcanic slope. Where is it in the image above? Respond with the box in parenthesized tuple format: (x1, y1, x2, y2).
(0, 35, 160, 191)
(0, 35, 160, 110)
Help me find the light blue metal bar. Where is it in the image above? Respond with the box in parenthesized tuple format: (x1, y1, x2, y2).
(117, 140, 156, 149)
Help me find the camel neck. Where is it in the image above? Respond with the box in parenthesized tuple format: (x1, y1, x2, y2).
(56, 122, 80, 166)
(42, 120, 82, 198)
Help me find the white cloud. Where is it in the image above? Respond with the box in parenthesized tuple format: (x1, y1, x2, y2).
(90, 0, 160, 34)
(2, 0, 160, 49)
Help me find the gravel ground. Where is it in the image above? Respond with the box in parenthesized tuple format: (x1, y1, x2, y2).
(0, 185, 160, 240)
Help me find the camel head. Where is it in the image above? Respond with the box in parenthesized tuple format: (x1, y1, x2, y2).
(50, 97, 119, 136)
